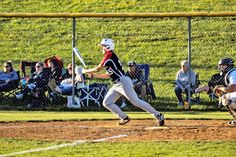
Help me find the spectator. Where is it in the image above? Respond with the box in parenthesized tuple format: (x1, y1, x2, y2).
(49, 65, 84, 95)
(174, 60, 196, 106)
(0, 61, 18, 92)
(16, 61, 48, 100)
(126, 61, 146, 99)
(48, 65, 84, 108)
(61, 63, 72, 80)
(48, 58, 62, 86)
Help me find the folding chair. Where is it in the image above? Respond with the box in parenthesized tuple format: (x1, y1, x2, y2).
(20, 61, 37, 79)
(119, 63, 156, 108)
(76, 85, 100, 107)
(0, 71, 21, 100)
(76, 83, 108, 107)
(137, 64, 157, 102)
(191, 73, 201, 104)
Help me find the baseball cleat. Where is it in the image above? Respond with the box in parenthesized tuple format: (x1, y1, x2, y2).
(118, 116, 130, 125)
(156, 113, 165, 126)
(228, 120, 236, 125)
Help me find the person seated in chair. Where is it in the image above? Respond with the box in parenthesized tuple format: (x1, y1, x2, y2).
(61, 63, 73, 80)
(126, 61, 147, 99)
(48, 65, 84, 108)
(119, 61, 147, 109)
(16, 61, 49, 100)
(48, 58, 62, 86)
(48, 65, 84, 95)
(0, 61, 19, 92)
(174, 60, 196, 106)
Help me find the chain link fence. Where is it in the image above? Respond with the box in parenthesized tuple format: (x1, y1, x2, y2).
(0, 14, 235, 110)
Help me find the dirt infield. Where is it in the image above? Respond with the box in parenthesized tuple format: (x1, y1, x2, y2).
(0, 120, 235, 142)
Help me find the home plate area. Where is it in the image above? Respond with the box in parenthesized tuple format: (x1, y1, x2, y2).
(0, 120, 235, 142)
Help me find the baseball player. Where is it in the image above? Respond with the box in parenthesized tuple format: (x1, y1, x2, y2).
(214, 58, 236, 125)
(83, 38, 164, 126)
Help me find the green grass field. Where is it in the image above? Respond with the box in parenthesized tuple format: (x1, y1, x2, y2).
(0, 111, 235, 157)
(0, 139, 235, 157)
(0, 0, 235, 13)
(0, 111, 232, 122)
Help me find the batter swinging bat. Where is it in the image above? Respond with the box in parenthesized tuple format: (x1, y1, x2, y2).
(73, 47, 87, 68)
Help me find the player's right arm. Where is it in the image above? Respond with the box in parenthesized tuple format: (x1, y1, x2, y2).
(83, 52, 112, 79)
(83, 62, 110, 79)
(83, 63, 103, 74)
(89, 73, 110, 79)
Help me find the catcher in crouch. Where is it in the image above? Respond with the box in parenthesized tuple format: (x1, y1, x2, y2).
(214, 58, 236, 125)
(82, 38, 164, 126)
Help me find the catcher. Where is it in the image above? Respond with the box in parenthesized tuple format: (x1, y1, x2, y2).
(214, 58, 236, 125)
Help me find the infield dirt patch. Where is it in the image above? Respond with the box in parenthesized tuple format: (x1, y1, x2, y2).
(0, 120, 235, 142)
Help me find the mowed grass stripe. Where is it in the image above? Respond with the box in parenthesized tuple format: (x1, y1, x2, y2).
(0, 111, 232, 122)
(0, 138, 235, 157)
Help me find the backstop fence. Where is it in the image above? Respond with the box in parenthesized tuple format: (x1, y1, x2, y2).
(0, 13, 235, 110)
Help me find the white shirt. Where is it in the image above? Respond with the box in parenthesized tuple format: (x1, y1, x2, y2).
(227, 70, 236, 98)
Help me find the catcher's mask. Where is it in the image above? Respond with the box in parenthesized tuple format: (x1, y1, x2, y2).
(218, 58, 234, 74)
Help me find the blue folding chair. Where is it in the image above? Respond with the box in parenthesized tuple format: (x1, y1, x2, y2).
(137, 64, 157, 101)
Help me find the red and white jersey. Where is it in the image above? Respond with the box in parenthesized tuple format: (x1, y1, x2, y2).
(100, 51, 125, 81)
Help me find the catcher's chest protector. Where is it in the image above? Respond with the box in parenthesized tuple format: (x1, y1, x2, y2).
(224, 68, 236, 85)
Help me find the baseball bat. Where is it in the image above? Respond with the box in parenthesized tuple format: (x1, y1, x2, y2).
(73, 47, 87, 68)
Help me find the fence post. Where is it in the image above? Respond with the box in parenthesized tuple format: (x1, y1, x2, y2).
(72, 17, 76, 104)
(187, 16, 192, 109)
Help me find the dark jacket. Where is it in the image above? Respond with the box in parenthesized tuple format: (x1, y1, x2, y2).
(49, 67, 62, 85)
(28, 68, 49, 88)
(61, 69, 72, 80)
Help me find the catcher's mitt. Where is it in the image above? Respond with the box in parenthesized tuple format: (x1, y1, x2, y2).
(213, 85, 225, 97)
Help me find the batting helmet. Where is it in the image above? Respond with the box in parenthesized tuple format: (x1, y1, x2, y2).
(99, 38, 115, 51)
(218, 57, 234, 73)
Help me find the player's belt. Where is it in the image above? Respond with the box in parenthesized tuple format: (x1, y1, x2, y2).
(112, 78, 121, 84)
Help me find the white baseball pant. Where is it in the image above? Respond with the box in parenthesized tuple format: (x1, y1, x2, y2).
(103, 76, 160, 119)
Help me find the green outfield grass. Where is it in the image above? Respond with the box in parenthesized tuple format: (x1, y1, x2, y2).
(0, 0, 235, 13)
(0, 111, 232, 122)
(0, 138, 235, 157)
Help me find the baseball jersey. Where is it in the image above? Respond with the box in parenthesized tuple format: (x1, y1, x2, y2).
(100, 51, 125, 81)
